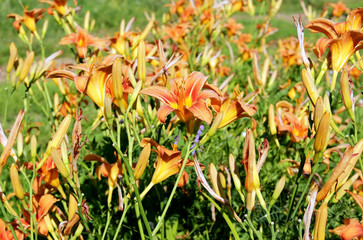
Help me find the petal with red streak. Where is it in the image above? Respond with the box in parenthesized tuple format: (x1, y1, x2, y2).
(140, 86, 178, 108)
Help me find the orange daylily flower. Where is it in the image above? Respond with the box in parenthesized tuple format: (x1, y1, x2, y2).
(0, 218, 24, 240)
(306, 8, 363, 89)
(274, 101, 309, 143)
(330, 1, 349, 18)
(140, 71, 221, 128)
(8, 7, 45, 32)
(141, 138, 194, 186)
(214, 96, 257, 129)
(224, 18, 244, 37)
(39, 0, 70, 16)
(48, 55, 133, 110)
(59, 27, 107, 58)
(22, 194, 58, 236)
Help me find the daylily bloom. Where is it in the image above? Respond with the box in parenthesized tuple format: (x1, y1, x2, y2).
(140, 72, 221, 133)
(22, 194, 58, 236)
(39, 0, 70, 16)
(84, 154, 124, 208)
(140, 138, 194, 186)
(59, 27, 107, 58)
(48, 55, 133, 111)
(8, 7, 45, 32)
(274, 101, 309, 143)
(214, 95, 257, 129)
(305, 8, 363, 89)
(330, 219, 363, 240)
(330, 1, 348, 18)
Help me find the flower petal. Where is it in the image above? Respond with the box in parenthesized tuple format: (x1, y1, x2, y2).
(157, 105, 175, 123)
(188, 100, 213, 124)
(305, 18, 339, 39)
(184, 72, 208, 106)
(140, 86, 178, 108)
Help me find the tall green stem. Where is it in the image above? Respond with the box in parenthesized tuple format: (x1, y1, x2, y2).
(152, 140, 192, 236)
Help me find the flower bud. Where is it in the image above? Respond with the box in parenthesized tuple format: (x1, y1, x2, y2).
(0, 110, 25, 174)
(301, 69, 319, 105)
(229, 154, 242, 192)
(40, 115, 72, 170)
(112, 57, 124, 102)
(331, 173, 359, 203)
(6, 42, 17, 73)
(19, 51, 34, 83)
(17, 132, 23, 158)
(313, 202, 328, 240)
(15, 58, 23, 77)
(218, 170, 227, 189)
(31, 135, 37, 158)
(10, 163, 24, 200)
(127, 80, 142, 113)
(42, 19, 48, 39)
(340, 70, 355, 122)
(68, 193, 78, 221)
(200, 112, 224, 144)
(268, 104, 277, 135)
(54, 93, 59, 116)
(84, 11, 90, 31)
(137, 40, 146, 84)
(209, 163, 227, 199)
(134, 143, 151, 180)
(314, 111, 330, 154)
(317, 139, 363, 202)
(51, 147, 69, 179)
(103, 94, 113, 127)
(272, 175, 286, 201)
(314, 96, 324, 132)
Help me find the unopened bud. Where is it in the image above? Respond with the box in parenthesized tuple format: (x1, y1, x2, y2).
(31, 135, 37, 158)
(112, 57, 124, 101)
(134, 143, 151, 180)
(209, 163, 227, 199)
(10, 163, 24, 200)
(84, 11, 90, 31)
(340, 70, 355, 122)
(19, 51, 34, 83)
(103, 94, 113, 127)
(314, 96, 324, 132)
(229, 154, 242, 192)
(268, 104, 277, 135)
(40, 115, 72, 170)
(68, 193, 78, 221)
(42, 19, 48, 39)
(272, 176, 286, 201)
(314, 111, 330, 154)
(17, 132, 23, 158)
(7, 42, 17, 73)
(331, 173, 359, 203)
(137, 40, 146, 84)
(51, 147, 69, 179)
(54, 93, 60, 116)
(301, 69, 319, 105)
(313, 202, 328, 240)
(127, 81, 142, 113)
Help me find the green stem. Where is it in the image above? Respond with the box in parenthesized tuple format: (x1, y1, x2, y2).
(101, 209, 112, 240)
(288, 159, 322, 222)
(152, 140, 192, 236)
(113, 202, 129, 240)
(135, 202, 146, 240)
(3, 73, 10, 124)
(202, 192, 241, 240)
(246, 211, 263, 240)
(110, 114, 153, 238)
